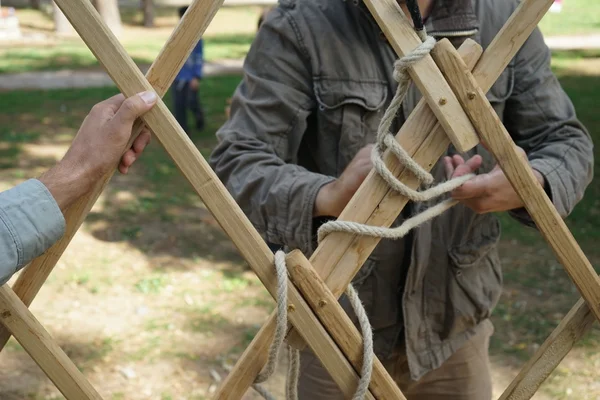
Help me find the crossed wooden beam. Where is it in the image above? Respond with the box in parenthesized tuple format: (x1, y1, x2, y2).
(0, 0, 597, 399)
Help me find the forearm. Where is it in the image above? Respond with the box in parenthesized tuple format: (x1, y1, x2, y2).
(210, 137, 334, 254)
(528, 125, 593, 216)
(0, 179, 66, 285)
(39, 160, 91, 212)
(505, 26, 593, 224)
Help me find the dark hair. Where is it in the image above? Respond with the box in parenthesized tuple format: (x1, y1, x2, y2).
(178, 6, 188, 18)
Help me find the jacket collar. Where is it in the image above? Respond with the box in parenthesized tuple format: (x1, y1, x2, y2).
(425, 0, 479, 38)
(356, 0, 479, 41)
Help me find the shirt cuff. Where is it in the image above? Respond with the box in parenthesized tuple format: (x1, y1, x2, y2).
(0, 179, 65, 284)
(300, 176, 336, 255)
(506, 159, 556, 228)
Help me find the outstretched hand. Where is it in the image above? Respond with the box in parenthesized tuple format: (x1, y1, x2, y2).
(40, 91, 158, 211)
(445, 145, 544, 214)
(66, 91, 157, 178)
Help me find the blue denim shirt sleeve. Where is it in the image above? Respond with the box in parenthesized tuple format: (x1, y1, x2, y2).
(0, 179, 65, 285)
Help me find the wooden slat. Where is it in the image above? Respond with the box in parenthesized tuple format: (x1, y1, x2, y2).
(361, 0, 479, 152)
(49, 1, 383, 399)
(213, 316, 274, 399)
(286, 250, 406, 399)
(216, 38, 483, 396)
(290, 0, 558, 345)
(499, 297, 595, 400)
(0, 286, 103, 400)
(219, 0, 557, 393)
(471, 0, 554, 95)
(0, 0, 222, 351)
(431, 37, 600, 322)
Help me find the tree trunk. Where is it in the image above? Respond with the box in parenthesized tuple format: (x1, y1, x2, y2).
(95, 0, 123, 37)
(53, 1, 72, 35)
(141, 0, 154, 27)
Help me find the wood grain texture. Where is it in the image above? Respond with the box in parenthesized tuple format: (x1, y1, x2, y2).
(287, 40, 483, 348)
(217, 40, 483, 397)
(221, 0, 561, 393)
(499, 297, 595, 400)
(50, 1, 381, 399)
(472, 0, 555, 93)
(212, 314, 275, 398)
(0, 0, 222, 351)
(361, 0, 479, 152)
(286, 250, 406, 400)
(290, 0, 556, 344)
(432, 38, 600, 323)
(0, 286, 103, 400)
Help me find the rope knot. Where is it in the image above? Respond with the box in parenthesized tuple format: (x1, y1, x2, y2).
(392, 35, 436, 83)
(253, 24, 472, 400)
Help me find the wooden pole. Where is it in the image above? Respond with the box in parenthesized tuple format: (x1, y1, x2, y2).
(431, 38, 600, 323)
(286, 250, 407, 399)
(361, 0, 479, 152)
(499, 297, 595, 400)
(45, 1, 395, 398)
(0, 0, 223, 351)
(215, 0, 557, 395)
(0, 286, 103, 400)
(214, 40, 482, 398)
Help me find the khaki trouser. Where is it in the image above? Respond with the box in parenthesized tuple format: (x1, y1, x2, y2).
(296, 320, 494, 400)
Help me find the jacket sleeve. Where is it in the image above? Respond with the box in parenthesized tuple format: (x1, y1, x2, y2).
(208, 8, 334, 254)
(503, 26, 594, 227)
(0, 179, 65, 285)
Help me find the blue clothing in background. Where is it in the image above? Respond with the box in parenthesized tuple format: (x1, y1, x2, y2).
(173, 39, 205, 134)
(175, 39, 204, 82)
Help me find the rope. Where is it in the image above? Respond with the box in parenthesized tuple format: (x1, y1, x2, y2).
(345, 284, 373, 400)
(251, 24, 476, 400)
(252, 251, 287, 400)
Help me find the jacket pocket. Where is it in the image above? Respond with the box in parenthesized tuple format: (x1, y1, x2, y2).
(313, 78, 388, 174)
(446, 216, 503, 334)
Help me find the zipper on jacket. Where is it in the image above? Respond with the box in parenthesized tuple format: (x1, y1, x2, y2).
(428, 28, 479, 37)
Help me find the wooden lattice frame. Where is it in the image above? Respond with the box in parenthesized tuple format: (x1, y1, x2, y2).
(0, 0, 597, 399)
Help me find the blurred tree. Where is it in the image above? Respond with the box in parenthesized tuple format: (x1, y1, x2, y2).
(142, 0, 154, 27)
(95, 0, 122, 37)
(53, 1, 72, 35)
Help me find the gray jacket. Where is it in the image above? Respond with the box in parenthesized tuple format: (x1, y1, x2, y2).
(0, 179, 65, 286)
(209, 0, 594, 379)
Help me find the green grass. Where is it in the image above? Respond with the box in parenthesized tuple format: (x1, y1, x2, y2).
(485, 51, 600, 367)
(0, 33, 255, 74)
(538, 0, 600, 36)
(0, 74, 241, 165)
(135, 274, 170, 294)
(1, 50, 600, 397)
(3, 3, 598, 74)
(0, 7, 259, 74)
